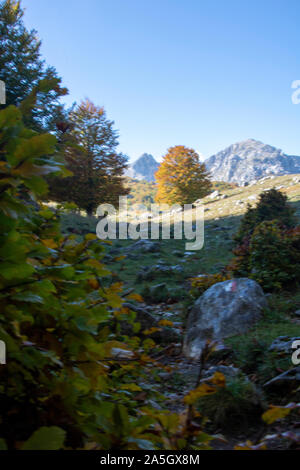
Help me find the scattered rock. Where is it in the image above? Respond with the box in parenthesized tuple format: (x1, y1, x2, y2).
(268, 336, 300, 354)
(126, 253, 139, 260)
(141, 282, 173, 303)
(183, 278, 267, 359)
(193, 198, 203, 205)
(126, 239, 160, 253)
(137, 263, 184, 281)
(209, 190, 220, 199)
(170, 207, 183, 214)
(147, 283, 170, 303)
(122, 302, 179, 343)
(172, 250, 183, 257)
(202, 365, 240, 380)
(110, 348, 134, 359)
(204, 341, 233, 363)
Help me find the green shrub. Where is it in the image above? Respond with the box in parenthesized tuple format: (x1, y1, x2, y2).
(249, 221, 300, 290)
(0, 106, 171, 450)
(226, 302, 300, 386)
(234, 189, 296, 244)
(197, 373, 263, 431)
(230, 220, 300, 291)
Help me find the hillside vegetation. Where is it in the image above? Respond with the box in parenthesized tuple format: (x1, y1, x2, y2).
(1, 0, 300, 451)
(59, 173, 300, 448)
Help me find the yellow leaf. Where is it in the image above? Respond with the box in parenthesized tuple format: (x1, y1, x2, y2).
(140, 354, 153, 362)
(209, 372, 226, 387)
(88, 278, 99, 289)
(114, 255, 126, 261)
(127, 293, 144, 302)
(84, 259, 103, 269)
(120, 384, 142, 392)
(143, 327, 161, 335)
(158, 319, 174, 327)
(235, 441, 267, 450)
(85, 234, 97, 241)
(184, 383, 216, 405)
(42, 239, 57, 249)
(262, 406, 292, 425)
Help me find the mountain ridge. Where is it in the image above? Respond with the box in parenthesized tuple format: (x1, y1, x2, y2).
(205, 138, 300, 185)
(126, 140, 300, 186)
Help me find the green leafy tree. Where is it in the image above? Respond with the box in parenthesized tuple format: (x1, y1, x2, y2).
(2, 105, 211, 450)
(48, 99, 129, 216)
(0, 105, 147, 448)
(0, 0, 68, 132)
(155, 145, 211, 205)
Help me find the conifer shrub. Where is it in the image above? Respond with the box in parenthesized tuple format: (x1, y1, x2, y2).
(230, 221, 300, 291)
(249, 221, 300, 290)
(234, 189, 296, 244)
(230, 189, 300, 291)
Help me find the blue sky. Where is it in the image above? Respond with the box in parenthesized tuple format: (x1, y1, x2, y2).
(22, 0, 300, 162)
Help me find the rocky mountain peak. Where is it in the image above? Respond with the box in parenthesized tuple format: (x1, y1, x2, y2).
(125, 153, 159, 182)
(205, 139, 300, 185)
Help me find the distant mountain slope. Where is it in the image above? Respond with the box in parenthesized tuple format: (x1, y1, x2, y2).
(205, 139, 300, 185)
(126, 153, 159, 182)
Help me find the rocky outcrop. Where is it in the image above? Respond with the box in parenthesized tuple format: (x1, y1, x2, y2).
(183, 278, 267, 359)
(205, 139, 300, 185)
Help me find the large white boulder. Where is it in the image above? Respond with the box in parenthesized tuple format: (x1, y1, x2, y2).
(183, 278, 267, 359)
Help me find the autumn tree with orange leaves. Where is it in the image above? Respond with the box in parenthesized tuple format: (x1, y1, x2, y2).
(48, 99, 129, 216)
(155, 145, 212, 206)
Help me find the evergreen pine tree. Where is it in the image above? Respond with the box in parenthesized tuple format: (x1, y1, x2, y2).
(0, 0, 68, 132)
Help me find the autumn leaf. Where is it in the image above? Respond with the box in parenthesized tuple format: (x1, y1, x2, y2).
(158, 319, 174, 327)
(127, 293, 144, 302)
(209, 372, 226, 387)
(120, 384, 142, 392)
(262, 405, 293, 425)
(143, 327, 161, 335)
(184, 383, 216, 405)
